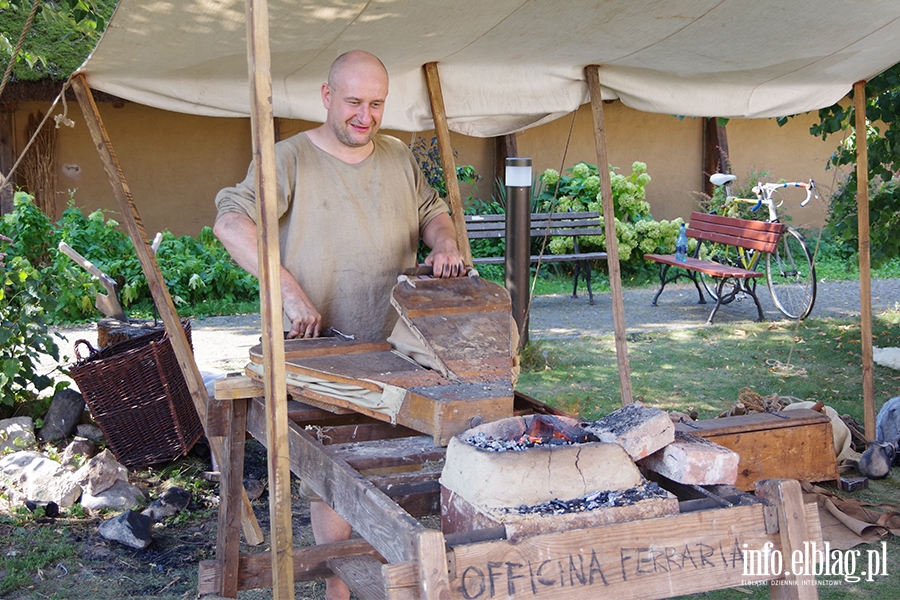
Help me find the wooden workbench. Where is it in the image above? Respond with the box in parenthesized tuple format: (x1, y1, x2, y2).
(201, 379, 822, 599)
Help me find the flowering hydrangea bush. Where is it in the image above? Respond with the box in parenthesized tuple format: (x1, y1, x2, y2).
(537, 161, 683, 265)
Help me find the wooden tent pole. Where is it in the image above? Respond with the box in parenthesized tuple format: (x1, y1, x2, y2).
(69, 74, 264, 548)
(854, 80, 876, 439)
(423, 62, 474, 267)
(585, 65, 633, 406)
(244, 0, 294, 597)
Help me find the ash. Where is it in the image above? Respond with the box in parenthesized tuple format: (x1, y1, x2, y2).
(507, 481, 668, 515)
(465, 431, 584, 452)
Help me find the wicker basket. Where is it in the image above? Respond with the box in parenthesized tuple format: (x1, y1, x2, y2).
(69, 320, 203, 468)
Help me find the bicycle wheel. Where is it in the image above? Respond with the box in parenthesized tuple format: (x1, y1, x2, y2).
(697, 239, 755, 302)
(766, 227, 816, 319)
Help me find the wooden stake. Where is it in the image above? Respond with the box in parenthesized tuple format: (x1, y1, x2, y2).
(69, 74, 264, 547)
(585, 65, 633, 406)
(244, 0, 294, 597)
(854, 80, 876, 439)
(423, 62, 474, 267)
(755, 479, 818, 599)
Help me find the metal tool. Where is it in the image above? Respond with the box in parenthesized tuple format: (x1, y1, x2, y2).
(58, 241, 129, 322)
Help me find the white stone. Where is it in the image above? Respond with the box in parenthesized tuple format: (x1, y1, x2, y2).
(74, 449, 128, 496)
(0, 450, 82, 507)
(81, 479, 146, 511)
(0, 417, 36, 453)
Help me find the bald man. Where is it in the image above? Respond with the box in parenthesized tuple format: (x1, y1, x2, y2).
(214, 50, 464, 599)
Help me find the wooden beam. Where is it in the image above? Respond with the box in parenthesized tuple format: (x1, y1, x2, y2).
(246, 397, 427, 565)
(69, 73, 264, 547)
(854, 80, 876, 439)
(216, 397, 248, 597)
(243, 0, 293, 597)
(0, 105, 15, 215)
(755, 480, 818, 599)
(423, 62, 474, 267)
(585, 65, 633, 406)
(702, 118, 730, 197)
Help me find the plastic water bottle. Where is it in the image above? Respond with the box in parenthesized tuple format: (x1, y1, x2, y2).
(675, 224, 688, 263)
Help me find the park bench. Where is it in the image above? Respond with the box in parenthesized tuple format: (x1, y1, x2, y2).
(464, 211, 608, 303)
(644, 211, 786, 324)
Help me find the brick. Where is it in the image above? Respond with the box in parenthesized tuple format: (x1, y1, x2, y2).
(584, 402, 675, 460)
(638, 430, 740, 485)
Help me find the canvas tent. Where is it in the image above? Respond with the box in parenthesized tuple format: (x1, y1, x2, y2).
(67, 1, 899, 596)
(80, 0, 900, 133)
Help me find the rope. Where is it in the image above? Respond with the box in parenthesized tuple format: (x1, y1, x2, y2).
(528, 109, 579, 302)
(0, 0, 41, 101)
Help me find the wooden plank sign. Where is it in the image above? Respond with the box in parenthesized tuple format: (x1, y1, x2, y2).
(445, 502, 822, 600)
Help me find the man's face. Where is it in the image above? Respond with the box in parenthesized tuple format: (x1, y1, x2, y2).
(322, 66, 388, 148)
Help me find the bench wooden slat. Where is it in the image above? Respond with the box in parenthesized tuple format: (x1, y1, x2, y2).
(643, 254, 763, 279)
(472, 251, 607, 265)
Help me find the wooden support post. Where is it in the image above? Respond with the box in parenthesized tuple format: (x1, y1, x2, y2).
(585, 65, 633, 406)
(244, 0, 294, 597)
(494, 133, 518, 184)
(415, 529, 451, 600)
(0, 104, 15, 215)
(702, 117, 730, 197)
(423, 62, 474, 268)
(854, 80, 876, 439)
(69, 73, 264, 546)
(216, 397, 249, 597)
(755, 479, 819, 599)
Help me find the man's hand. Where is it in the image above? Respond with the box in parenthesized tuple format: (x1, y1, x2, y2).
(422, 213, 466, 278)
(282, 279, 322, 338)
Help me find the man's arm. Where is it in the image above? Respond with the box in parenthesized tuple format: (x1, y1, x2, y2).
(213, 212, 322, 338)
(421, 212, 466, 277)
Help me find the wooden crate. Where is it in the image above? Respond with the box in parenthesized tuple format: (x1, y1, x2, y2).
(675, 409, 839, 490)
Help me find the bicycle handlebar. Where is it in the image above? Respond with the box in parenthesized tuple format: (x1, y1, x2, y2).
(751, 180, 818, 207)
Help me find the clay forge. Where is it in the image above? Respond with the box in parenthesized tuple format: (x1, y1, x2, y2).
(440, 413, 679, 539)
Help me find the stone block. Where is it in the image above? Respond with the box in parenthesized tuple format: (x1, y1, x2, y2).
(441, 415, 644, 510)
(639, 430, 739, 485)
(584, 402, 675, 460)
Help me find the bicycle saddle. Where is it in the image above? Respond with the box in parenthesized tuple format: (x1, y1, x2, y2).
(709, 173, 737, 186)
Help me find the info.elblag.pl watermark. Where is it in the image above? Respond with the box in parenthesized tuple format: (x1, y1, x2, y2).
(741, 541, 890, 584)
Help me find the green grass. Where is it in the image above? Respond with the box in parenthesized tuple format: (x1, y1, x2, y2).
(517, 311, 900, 423)
(0, 514, 78, 595)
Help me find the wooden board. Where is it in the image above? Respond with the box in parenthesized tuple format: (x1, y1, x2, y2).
(442, 502, 822, 600)
(676, 409, 839, 490)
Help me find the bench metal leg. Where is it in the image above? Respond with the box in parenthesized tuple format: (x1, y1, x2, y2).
(571, 260, 595, 304)
(651, 264, 707, 307)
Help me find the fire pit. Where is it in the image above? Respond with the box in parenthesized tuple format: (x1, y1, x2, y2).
(440, 414, 679, 538)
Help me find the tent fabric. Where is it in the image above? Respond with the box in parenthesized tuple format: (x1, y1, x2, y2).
(78, 0, 900, 137)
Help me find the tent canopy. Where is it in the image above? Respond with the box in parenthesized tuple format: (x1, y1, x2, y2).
(78, 0, 900, 138)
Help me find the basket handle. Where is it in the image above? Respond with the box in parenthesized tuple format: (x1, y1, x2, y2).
(73, 339, 98, 362)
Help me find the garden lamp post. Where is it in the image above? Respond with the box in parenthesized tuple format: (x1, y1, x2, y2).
(506, 157, 532, 349)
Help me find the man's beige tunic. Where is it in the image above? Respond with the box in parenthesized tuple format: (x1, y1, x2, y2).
(215, 133, 448, 340)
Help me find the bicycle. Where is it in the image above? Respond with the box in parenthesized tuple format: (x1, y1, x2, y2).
(698, 173, 818, 320)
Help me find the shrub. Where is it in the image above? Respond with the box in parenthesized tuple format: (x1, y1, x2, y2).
(536, 161, 683, 270)
(0, 192, 259, 325)
(0, 231, 65, 412)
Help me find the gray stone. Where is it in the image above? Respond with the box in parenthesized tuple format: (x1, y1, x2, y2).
(60, 437, 98, 470)
(0, 417, 36, 453)
(142, 486, 191, 521)
(98, 510, 153, 550)
(75, 424, 104, 442)
(81, 479, 146, 511)
(74, 449, 127, 496)
(38, 389, 86, 442)
(0, 451, 82, 507)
